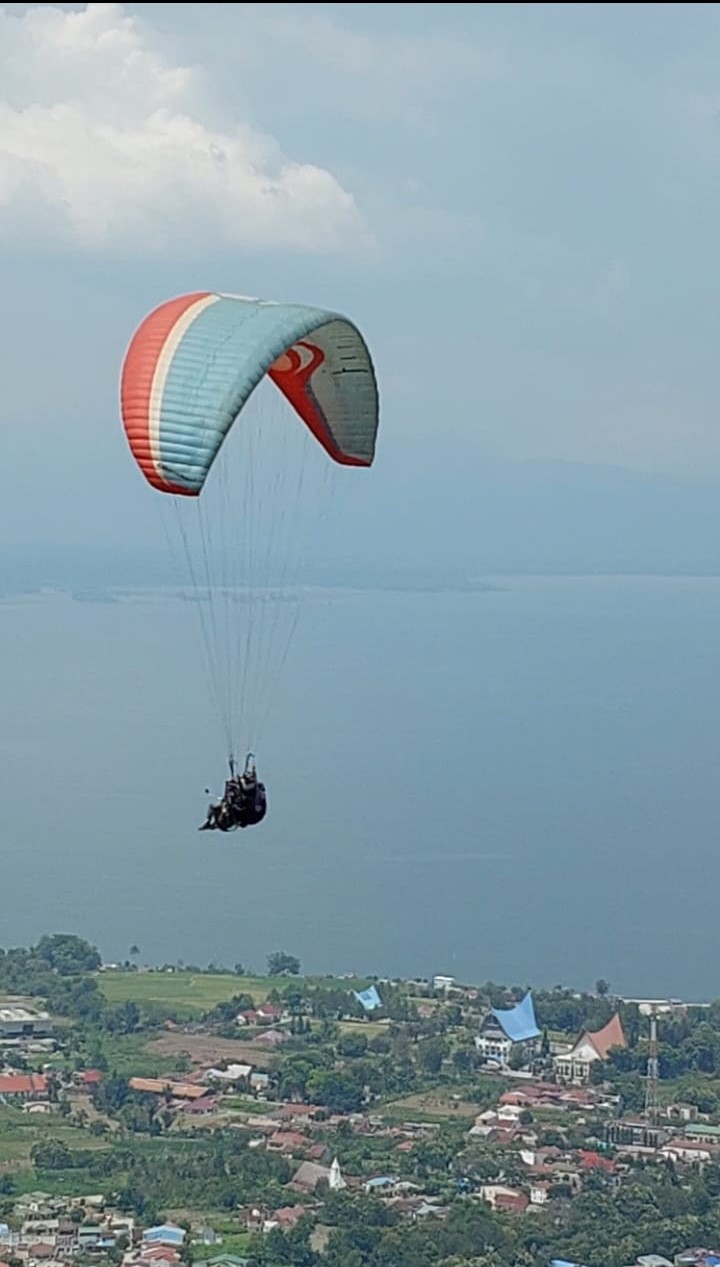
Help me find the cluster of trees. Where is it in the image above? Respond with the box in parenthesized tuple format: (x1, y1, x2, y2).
(267, 952, 301, 977)
(243, 1189, 530, 1267)
(30, 1132, 291, 1220)
(0, 935, 152, 1037)
(0, 934, 102, 1008)
(266, 979, 425, 1026)
(236, 1164, 720, 1267)
(267, 1025, 459, 1112)
(600, 1016, 720, 1083)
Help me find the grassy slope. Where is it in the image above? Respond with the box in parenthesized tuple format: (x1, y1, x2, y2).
(0, 1106, 108, 1165)
(96, 970, 369, 1016)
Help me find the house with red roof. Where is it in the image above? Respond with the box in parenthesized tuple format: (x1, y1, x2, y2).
(0, 1073, 48, 1101)
(237, 1003, 284, 1027)
(270, 1206, 306, 1230)
(553, 1013, 626, 1085)
(267, 1130, 309, 1155)
(578, 1149, 616, 1173)
(479, 1184, 529, 1213)
(78, 1070, 103, 1087)
(181, 1095, 219, 1115)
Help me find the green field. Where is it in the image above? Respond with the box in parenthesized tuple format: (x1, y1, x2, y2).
(379, 1079, 494, 1123)
(338, 1019, 389, 1039)
(92, 1031, 181, 1078)
(96, 969, 370, 1016)
(0, 1106, 108, 1166)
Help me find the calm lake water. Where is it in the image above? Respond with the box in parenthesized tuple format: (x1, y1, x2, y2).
(2, 575, 720, 1000)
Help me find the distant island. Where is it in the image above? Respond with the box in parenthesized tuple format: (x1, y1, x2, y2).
(1, 934, 719, 1267)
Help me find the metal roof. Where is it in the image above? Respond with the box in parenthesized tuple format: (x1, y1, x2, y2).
(491, 992, 541, 1042)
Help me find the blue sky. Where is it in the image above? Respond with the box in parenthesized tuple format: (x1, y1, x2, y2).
(2, 2, 720, 574)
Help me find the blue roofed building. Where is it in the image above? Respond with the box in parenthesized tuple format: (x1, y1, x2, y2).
(363, 1175, 400, 1194)
(142, 1224, 187, 1248)
(475, 992, 542, 1066)
(354, 985, 382, 1012)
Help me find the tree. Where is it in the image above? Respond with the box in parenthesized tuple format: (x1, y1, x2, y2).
(338, 1032, 368, 1059)
(417, 1037, 448, 1076)
(452, 1046, 476, 1075)
(267, 951, 301, 976)
(306, 1069, 364, 1113)
(508, 1043, 527, 1071)
(35, 933, 101, 974)
(31, 1139, 73, 1170)
(596, 978, 610, 997)
(107, 1000, 141, 1034)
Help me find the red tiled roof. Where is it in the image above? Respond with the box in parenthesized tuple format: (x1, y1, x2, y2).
(129, 1077, 207, 1100)
(0, 1074, 47, 1095)
(182, 1095, 218, 1114)
(273, 1206, 305, 1226)
(560, 1089, 594, 1104)
(579, 1150, 615, 1172)
(306, 1144, 328, 1160)
(494, 1193, 529, 1211)
(80, 1070, 102, 1085)
(251, 1028, 289, 1046)
(587, 1013, 626, 1059)
(269, 1130, 308, 1150)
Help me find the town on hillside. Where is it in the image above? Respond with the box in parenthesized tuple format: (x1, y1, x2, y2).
(2, 936, 720, 1267)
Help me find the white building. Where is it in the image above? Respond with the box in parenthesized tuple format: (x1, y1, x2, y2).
(475, 992, 541, 1066)
(433, 976, 455, 992)
(553, 1013, 626, 1085)
(0, 1007, 52, 1039)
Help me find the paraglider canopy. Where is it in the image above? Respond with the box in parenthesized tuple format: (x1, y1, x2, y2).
(118, 288, 380, 765)
(120, 291, 379, 496)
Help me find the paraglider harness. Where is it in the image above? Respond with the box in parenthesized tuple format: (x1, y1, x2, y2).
(199, 753, 267, 833)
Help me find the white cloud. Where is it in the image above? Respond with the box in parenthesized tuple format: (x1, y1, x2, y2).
(0, 2, 369, 253)
(236, 5, 505, 129)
